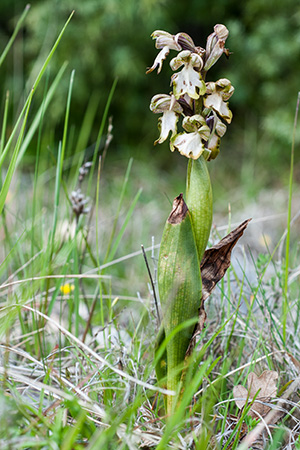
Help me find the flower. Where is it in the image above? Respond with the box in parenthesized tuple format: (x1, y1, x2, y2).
(171, 131, 205, 159)
(146, 30, 204, 75)
(78, 161, 92, 183)
(146, 30, 182, 74)
(182, 114, 210, 137)
(170, 115, 210, 159)
(60, 283, 75, 295)
(171, 132, 207, 160)
(204, 24, 229, 71)
(204, 78, 234, 123)
(150, 94, 183, 144)
(70, 189, 90, 217)
(175, 32, 198, 53)
(170, 51, 206, 100)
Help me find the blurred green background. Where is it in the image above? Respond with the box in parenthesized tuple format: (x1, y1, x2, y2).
(0, 0, 300, 190)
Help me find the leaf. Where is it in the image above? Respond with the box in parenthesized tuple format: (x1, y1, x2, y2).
(157, 194, 202, 413)
(238, 376, 300, 449)
(200, 218, 251, 302)
(186, 219, 251, 353)
(233, 370, 278, 418)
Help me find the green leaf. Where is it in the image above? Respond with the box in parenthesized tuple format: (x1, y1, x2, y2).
(157, 193, 202, 413)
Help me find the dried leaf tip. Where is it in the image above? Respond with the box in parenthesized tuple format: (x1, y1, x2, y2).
(167, 194, 188, 224)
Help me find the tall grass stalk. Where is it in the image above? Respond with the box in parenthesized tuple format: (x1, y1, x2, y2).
(68, 92, 100, 189)
(61, 70, 75, 177)
(95, 156, 104, 327)
(0, 91, 33, 215)
(0, 92, 13, 252)
(17, 62, 68, 164)
(31, 71, 50, 263)
(87, 78, 118, 196)
(0, 4, 31, 69)
(283, 91, 300, 341)
(103, 158, 133, 261)
(0, 91, 9, 157)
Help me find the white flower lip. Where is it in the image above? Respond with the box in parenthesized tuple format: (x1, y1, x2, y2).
(170, 52, 206, 100)
(171, 132, 206, 159)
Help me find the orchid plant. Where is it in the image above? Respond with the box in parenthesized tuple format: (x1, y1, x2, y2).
(147, 25, 234, 414)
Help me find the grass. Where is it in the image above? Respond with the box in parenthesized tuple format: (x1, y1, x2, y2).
(0, 8, 300, 450)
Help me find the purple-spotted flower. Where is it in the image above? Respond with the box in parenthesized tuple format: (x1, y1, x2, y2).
(170, 51, 206, 100)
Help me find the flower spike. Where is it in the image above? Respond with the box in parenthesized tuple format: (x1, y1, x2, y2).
(147, 24, 233, 160)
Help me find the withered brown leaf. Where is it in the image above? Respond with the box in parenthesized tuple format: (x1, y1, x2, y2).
(186, 219, 251, 355)
(233, 370, 278, 418)
(200, 218, 251, 302)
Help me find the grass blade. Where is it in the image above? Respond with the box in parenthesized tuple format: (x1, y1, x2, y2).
(0, 91, 33, 215)
(0, 4, 31, 69)
(282, 91, 300, 340)
(17, 61, 68, 164)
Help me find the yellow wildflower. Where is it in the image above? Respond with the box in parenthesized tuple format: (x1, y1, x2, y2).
(60, 283, 75, 295)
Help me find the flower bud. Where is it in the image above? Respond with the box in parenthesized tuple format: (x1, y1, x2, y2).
(204, 24, 229, 71)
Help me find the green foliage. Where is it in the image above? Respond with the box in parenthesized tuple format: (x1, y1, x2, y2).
(244, 414, 259, 430)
